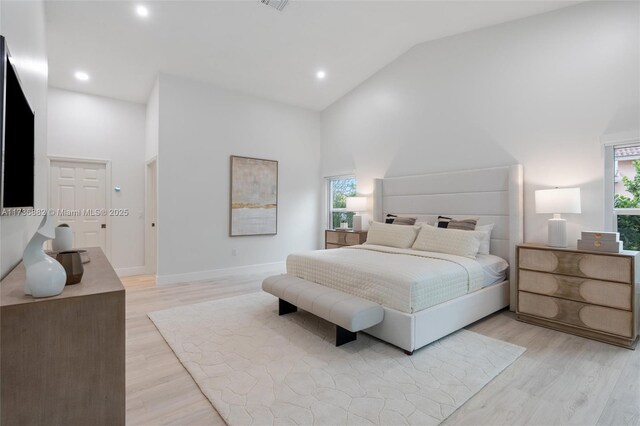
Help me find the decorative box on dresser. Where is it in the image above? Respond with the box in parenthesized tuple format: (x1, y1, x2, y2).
(325, 229, 368, 249)
(516, 243, 639, 349)
(0, 247, 125, 425)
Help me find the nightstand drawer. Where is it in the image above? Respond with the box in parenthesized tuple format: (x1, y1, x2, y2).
(326, 231, 347, 245)
(519, 270, 632, 310)
(519, 248, 632, 284)
(325, 243, 343, 250)
(345, 233, 363, 245)
(325, 230, 367, 249)
(518, 291, 634, 338)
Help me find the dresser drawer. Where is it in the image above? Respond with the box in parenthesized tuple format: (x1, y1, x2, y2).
(519, 270, 632, 310)
(519, 248, 632, 284)
(518, 291, 634, 338)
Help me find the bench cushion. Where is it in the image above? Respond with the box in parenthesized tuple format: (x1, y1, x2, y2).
(263, 274, 384, 332)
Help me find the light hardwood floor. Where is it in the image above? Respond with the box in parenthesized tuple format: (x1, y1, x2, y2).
(121, 274, 156, 291)
(122, 274, 640, 426)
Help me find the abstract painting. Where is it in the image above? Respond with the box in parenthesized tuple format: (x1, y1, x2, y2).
(230, 156, 278, 236)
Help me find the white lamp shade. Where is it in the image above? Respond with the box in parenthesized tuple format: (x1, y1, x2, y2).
(535, 188, 581, 214)
(346, 196, 367, 212)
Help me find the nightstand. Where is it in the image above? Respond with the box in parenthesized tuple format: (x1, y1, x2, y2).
(325, 230, 368, 249)
(516, 243, 639, 349)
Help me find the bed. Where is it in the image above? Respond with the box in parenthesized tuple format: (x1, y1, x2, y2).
(287, 245, 509, 314)
(287, 165, 524, 353)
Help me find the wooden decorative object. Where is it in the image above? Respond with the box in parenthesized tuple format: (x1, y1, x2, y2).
(516, 243, 639, 349)
(56, 250, 85, 285)
(1, 247, 125, 425)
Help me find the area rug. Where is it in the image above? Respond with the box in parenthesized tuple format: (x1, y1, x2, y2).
(149, 292, 525, 425)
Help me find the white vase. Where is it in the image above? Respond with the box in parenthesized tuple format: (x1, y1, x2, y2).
(23, 214, 66, 298)
(52, 225, 73, 252)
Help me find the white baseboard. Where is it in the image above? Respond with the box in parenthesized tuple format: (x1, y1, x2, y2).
(115, 266, 147, 277)
(156, 261, 286, 286)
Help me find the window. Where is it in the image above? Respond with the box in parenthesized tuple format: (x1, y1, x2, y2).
(606, 143, 640, 250)
(326, 176, 356, 229)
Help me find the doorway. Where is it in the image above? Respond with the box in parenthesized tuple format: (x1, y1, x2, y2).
(49, 157, 111, 258)
(145, 158, 157, 275)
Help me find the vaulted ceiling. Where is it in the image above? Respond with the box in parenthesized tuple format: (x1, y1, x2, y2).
(45, 1, 581, 110)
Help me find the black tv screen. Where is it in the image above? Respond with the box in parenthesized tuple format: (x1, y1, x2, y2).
(1, 36, 35, 210)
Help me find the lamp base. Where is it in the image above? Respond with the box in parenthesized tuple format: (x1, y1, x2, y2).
(352, 214, 363, 232)
(547, 217, 568, 247)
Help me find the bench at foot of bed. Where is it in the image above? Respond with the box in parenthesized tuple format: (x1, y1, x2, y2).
(263, 274, 384, 347)
(277, 297, 359, 346)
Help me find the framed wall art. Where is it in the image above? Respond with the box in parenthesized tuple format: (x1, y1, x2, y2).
(230, 155, 278, 236)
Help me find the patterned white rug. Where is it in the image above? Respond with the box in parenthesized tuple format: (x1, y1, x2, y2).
(149, 292, 525, 426)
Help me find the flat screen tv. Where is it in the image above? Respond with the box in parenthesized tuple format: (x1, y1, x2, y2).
(0, 35, 35, 211)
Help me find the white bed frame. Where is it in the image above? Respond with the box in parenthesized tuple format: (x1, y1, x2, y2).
(364, 165, 523, 354)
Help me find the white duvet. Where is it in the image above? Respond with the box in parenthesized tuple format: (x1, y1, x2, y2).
(286, 244, 484, 314)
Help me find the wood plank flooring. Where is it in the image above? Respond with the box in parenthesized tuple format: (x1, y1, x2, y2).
(121, 274, 156, 291)
(121, 274, 640, 425)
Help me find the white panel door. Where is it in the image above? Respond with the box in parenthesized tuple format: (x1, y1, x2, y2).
(50, 160, 107, 252)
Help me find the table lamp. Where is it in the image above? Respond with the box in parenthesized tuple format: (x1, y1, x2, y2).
(346, 196, 367, 232)
(535, 188, 581, 247)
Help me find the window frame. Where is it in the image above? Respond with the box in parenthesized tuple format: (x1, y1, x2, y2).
(325, 174, 356, 230)
(604, 139, 640, 233)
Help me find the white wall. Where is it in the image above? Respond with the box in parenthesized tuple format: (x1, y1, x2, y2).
(0, 0, 49, 278)
(47, 88, 146, 275)
(156, 73, 322, 284)
(321, 1, 639, 245)
(145, 78, 159, 162)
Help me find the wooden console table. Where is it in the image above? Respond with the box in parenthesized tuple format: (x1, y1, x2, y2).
(0, 247, 125, 425)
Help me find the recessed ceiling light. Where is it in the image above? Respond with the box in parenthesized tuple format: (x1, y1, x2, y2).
(135, 5, 149, 18)
(316, 70, 326, 80)
(74, 71, 90, 81)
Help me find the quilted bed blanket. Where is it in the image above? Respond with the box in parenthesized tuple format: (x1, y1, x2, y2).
(286, 244, 484, 313)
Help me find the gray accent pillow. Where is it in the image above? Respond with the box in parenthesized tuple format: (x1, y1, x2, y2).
(437, 216, 477, 231)
(386, 214, 417, 225)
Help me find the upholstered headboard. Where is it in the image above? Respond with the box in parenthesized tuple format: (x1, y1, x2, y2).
(373, 165, 524, 309)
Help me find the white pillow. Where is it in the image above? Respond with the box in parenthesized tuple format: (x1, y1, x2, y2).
(412, 225, 483, 259)
(365, 222, 420, 249)
(414, 215, 438, 226)
(417, 221, 494, 255)
(476, 224, 494, 255)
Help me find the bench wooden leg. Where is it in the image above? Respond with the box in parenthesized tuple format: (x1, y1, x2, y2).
(336, 326, 357, 346)
(278, 299, 297, 315)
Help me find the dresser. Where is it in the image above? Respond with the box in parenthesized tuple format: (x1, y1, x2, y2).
(325, 230, 368, 249)
(516, 243, 639, 348)
(0, 247, 125, 425)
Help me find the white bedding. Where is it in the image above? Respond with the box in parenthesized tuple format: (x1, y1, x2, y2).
(476, 254, 509, 287)
(286, 244, 487, 313)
